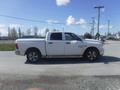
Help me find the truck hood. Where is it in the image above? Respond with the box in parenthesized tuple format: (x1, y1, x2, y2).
(85, 39, 101, 42)
(84, 39, 102, 45)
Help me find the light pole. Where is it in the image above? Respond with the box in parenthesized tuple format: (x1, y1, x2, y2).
(108, 20, 110, 36)
(94, 6, 104, 40)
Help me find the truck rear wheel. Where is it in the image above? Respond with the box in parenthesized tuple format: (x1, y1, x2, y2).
(26, 49, 41, 63)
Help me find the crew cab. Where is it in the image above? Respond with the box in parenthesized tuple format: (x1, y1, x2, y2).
(15, 32, 104, 63)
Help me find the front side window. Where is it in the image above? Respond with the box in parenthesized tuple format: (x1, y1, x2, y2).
(65, 33, 81, 41)
(50, 33, 62, 40)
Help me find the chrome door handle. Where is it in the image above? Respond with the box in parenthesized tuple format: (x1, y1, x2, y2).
(66, 42, 71, 44)
(48, 42, 53, 44)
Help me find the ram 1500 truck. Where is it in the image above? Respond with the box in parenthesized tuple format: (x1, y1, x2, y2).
(15, 32, 104, 63)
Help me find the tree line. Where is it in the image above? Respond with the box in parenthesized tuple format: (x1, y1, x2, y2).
(0, 27, 52, 40)
(7, 26, 46, 40)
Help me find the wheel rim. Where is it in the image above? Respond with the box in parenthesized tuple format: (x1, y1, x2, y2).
(87, 50, 97, 61)
(28, 51, 39, 62)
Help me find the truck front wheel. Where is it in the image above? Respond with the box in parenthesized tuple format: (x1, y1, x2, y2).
(26, 49, 41, 63)
(84, 48, 99, 62)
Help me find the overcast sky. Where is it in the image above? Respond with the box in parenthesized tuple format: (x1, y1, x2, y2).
(0, 0, 119, 36)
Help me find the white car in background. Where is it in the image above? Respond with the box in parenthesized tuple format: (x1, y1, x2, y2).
(15, 32, 104, 63)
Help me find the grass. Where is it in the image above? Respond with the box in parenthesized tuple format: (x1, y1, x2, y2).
(0, 43, 15, 51)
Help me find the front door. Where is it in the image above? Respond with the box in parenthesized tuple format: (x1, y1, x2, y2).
(64, 33, 84, 56)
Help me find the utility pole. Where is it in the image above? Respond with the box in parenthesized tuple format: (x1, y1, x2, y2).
(94, 6, 104, 40)
(108, 20, 110, 36)
(91, 17, 95, 38)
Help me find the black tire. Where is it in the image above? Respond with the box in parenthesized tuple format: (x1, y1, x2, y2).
(26, 49, 41, 63)
(84, 48, 99, 62)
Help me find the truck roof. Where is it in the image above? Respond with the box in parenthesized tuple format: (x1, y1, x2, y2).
(48, 31, 71, 33)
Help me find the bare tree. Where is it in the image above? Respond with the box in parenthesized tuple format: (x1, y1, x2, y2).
(118, 31, 120, 36)
(0, 31, 1, 40)
(45, 28, 49, 35)
(26, 28, 31, 35)
(21, 32, 24, 37)
(53, 29, 57, 32)
(18, 27, 22, 38)
(11, 27, 18, 40)
(8, 27, 11, 40)
(33, 26, 38, 37)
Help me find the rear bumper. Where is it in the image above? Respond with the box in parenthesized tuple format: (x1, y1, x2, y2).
(15, 50, 21, 55)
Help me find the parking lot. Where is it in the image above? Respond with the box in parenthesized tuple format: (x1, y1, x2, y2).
(0, 40, 120, 90)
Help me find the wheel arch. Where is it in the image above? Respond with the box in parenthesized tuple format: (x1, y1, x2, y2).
(83, 46, 100, 56)
(25, 47, 41, 56)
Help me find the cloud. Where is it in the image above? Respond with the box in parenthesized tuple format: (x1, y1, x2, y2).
(66, 15, 88, 29)
(76, 18, 87, 25)
(46, 20, 60, 24)
(0, 24, 6, 28)
(99, 24, 113, 29)
(66, 15, 75, 25)
(56, 0, 70, 6)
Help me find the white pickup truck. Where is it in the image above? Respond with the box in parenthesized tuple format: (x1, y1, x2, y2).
(15, 32, 104, 63)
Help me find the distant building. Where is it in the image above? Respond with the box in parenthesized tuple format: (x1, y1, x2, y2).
(116, 33, 120, 39)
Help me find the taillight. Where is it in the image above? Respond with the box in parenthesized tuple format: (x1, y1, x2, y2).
(16, 43, 19, 49)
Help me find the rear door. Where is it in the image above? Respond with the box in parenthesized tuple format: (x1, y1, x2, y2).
(46, 33, 65, 56)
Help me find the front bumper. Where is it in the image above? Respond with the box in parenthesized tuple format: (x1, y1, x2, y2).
(99, 47, 104, 56)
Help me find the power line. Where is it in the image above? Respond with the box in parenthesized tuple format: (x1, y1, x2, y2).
(0, 14, 67, 25)
(0, 14, 46, 23)
(0, 14, 65, 25)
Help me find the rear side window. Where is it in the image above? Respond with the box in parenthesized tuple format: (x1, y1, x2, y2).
(50, 33, 62, 40)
